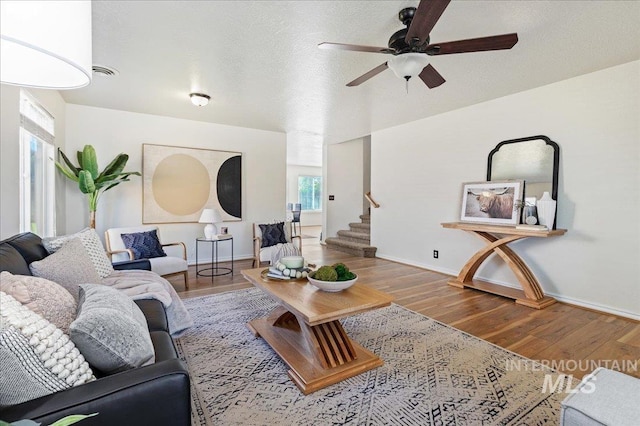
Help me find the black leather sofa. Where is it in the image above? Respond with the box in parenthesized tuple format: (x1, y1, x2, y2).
(0, 233, 191, 425)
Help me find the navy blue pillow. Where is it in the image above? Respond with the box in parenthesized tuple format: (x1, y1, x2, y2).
(259, 222, 287, 248)
(121, 230, 167, 260)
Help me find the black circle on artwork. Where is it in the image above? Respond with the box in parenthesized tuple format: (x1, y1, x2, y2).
(217, 155, 241, 218)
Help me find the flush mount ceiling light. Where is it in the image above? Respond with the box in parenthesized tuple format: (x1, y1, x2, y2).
(190, 93, 211, 107)
(0, 1, 92, 89)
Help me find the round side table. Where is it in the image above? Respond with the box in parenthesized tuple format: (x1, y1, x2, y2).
(195, 237, 234, 281)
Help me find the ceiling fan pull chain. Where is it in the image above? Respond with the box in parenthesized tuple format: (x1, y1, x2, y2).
(405, 78, 409, 94)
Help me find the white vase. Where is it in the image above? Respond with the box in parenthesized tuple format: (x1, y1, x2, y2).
(536, 192, 556, 230)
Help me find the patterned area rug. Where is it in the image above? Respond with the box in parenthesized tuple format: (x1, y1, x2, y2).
(177, 288, 563, 425)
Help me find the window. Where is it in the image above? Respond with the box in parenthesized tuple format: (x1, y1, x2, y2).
(19, 90, 56, 237)
(298, 176, 322, 211)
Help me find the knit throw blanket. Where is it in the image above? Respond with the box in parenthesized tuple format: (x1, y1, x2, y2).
(101, 270, 193, 336)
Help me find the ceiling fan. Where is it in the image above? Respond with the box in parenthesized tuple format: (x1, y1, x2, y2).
(318, 0, 518, 89)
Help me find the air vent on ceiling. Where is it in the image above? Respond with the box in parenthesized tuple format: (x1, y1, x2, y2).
(92, 65, 119, 76)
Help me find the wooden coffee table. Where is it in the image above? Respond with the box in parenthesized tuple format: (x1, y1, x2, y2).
(241, 268, 393, 394)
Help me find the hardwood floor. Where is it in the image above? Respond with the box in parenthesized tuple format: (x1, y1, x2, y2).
(171, 232, 640, 380)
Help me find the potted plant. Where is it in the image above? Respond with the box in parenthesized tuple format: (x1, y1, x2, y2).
(56, 145, 140, 229)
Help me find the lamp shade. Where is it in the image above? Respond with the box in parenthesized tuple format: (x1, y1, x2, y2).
(387, 53, 431, 80)
(199, 208, 223, 224)
(1, 1, 92, 89)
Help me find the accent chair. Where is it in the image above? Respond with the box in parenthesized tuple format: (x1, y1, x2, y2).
(105, 225, 189, 288)
(252, 221, 301, 267)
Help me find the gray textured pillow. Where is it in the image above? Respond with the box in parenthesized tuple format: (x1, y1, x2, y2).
(43, 228, 114, 278)
(0, 324, 68, 407)
(0, 292, 95, 407)
(70, 284, 155, 374)
(0, 271, 77, 333)
(29, 238, 102, 301)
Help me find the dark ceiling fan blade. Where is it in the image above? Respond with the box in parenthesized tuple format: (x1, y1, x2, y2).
(419, 64, 446, 89)
(405, 0, 451, 45)
(346, 62, 389, 87)
(318, 42, 395, 54)
(427, 33, 518, 55)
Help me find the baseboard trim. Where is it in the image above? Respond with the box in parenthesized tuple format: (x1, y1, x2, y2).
(376, 253, 640, 321)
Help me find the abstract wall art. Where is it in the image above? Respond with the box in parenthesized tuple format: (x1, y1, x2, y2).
(143, 144, 242, 223)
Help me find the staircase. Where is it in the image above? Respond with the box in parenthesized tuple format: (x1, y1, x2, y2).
(325, 214, 377, 258)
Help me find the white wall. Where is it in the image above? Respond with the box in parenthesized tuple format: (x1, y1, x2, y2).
(372, 60, 640, 319)
(326, 137, 365, 239)
(1, 85, 67, 239)
(64, 104, 286, 263)
(286, 164, 322, 226)
(362, 135, 371, 214)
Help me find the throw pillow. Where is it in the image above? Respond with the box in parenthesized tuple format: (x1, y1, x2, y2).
(70, 284, 155, 375)
(0, 271, 77, 333)
(30, 238, 102, 301)
(120, 229, 167, 260)
(0, 292, 95, 407)
(259, 222, 288, 248)
(43, 228, 114, 278)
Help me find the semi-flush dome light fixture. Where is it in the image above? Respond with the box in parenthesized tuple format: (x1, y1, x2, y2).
(387, 53, 431, 81)
(190, 93, 211, 107)
(0, 1, 92, 89)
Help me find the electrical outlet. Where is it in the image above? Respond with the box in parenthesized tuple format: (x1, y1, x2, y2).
(433, 250, 439, 259)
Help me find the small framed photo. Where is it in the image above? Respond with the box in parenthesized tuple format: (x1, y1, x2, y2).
(460, 180, 524, 226)
(220, 227, 228, 235)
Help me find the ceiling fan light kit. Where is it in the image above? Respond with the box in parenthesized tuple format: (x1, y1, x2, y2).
(190, 93, 211, 107)
(319, 0, 518, 90)
(387, 53, 431, 80)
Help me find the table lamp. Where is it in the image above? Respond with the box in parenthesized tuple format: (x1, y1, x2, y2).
(198, 208, 223, 239)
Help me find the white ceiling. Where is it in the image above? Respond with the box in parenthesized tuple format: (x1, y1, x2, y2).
(62, 1, 640, 167)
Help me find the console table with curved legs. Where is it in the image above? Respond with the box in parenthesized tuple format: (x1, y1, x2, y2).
(441, 222, 566, 309)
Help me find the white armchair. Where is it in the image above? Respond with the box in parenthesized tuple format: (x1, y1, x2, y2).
(105, 225, 189, 288)
(253, 221, 301, 267)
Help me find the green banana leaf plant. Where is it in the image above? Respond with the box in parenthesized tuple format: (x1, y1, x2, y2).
(55, 145, 140, 229)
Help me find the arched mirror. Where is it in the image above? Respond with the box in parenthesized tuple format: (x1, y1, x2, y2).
(487, 135, 559, 228)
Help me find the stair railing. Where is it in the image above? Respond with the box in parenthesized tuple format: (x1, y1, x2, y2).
(364, 192, 380, 208)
